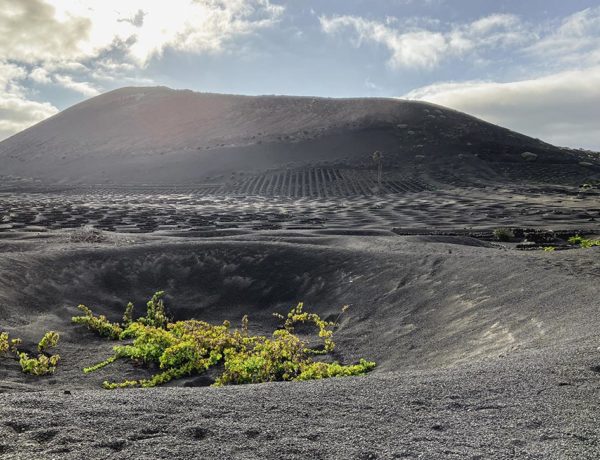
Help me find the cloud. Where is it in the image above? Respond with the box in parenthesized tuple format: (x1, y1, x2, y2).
(0, 0, 284, 140)
(34, 0, 286, 66)
(0, 1, 286, 71)
(404, 67, 600, 150)
(29, 67, 52, 84)
(0, 0, 91, 63)
(525, 6, 600, 67)
(53, 75, 99, 97)
(319, 13, 531, 70)
(0, 0, 284, 66)
(320, 15, 446, 69)
(0, 62, 58, 140)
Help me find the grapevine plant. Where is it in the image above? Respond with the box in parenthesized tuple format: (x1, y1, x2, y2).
(73, 292, 375, 389)
(568, 235, 600, 248)
(1, 331, 61, 375)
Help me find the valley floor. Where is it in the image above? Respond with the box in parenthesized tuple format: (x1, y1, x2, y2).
(1, 340, 599, 459)
(0, 185, 599, 459)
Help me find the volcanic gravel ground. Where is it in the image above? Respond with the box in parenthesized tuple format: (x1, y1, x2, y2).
(0, 187, 599, 459)
(0, 185, 597, 235)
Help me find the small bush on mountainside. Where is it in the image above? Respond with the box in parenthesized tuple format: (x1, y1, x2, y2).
(68, 226, 107, 244)
(493, 228, 514, 242)
(76, 292, 376, 389)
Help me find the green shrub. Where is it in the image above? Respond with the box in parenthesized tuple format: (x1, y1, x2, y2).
(0, 332, 22, 355)
(137, 291, 168, 329)
(123, 302, 134, 326)
(0, 332, 9, 354)
(17, 331, 61, 376)
(38, 331, 60, 353)
(273, 302, 336, 354)
(72, 304, 123, 339)
(18, 352, 60, 376)
(568, 235, 600, 248)
(493, 228, 514, 242)
(79, 293, 376, 389)
(296, 359, 377, 381)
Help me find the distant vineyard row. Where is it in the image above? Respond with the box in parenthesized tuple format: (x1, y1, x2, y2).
(213, 168, 433, 197)
(84, 168, 432, 197)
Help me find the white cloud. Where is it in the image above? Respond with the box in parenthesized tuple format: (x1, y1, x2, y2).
(18, 0, 285, 66)
(525, 6, 600, 66)
(0, 62, 58, 140)
(53, 75, 99, 97)
(0, 0, 284, 140)
(0, 1, 285, 83)
(404, 67, 600, 150)
(319, 13, 531, 70)
(320, 15, 448, 69)
(0, 0, 91, 63)
(29, 67, 51, 84)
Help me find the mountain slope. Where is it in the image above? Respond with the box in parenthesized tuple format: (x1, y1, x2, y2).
(0, 86, 595, 186)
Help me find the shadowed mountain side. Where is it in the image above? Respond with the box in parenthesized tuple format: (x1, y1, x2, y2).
(1, 87, 597, 186)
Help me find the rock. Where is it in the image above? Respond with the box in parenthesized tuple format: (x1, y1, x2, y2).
(521, 152, 538, 161)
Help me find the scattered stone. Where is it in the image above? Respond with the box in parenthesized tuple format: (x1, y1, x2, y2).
(521, 152, 538, 161)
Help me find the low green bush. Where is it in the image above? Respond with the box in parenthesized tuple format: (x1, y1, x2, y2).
(16, 331, 61, 376)
(18, 352, 60, 376)
(77, 292, 376, 389)
(72, 304, 123, 339)
(0, 332, 21, 354)
(38, 331, 60, 353)
(493, 228, 514, 242)
(568, 235, 600, 248)
(136, 291, 168, 329)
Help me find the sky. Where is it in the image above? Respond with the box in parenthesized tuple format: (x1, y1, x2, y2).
(1, 0, 600, 149)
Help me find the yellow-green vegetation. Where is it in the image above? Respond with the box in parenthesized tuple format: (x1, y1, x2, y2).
(123, 302, 134, 326)
(15, 331, 61, 376)
(543, 246, 556, 252)
(0, 332, 21, 354)
(272, 302, 338, 354)
(568, 235, 600, 248)
(136, 291, 168, 329)
(38, 330, 60, 352)
(76, 293, 375, 389)
(0, 332, 6, 354)
(2, 330, 59, 376)
(18, 352, 60, 376)
(72, 304, 123, 339)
